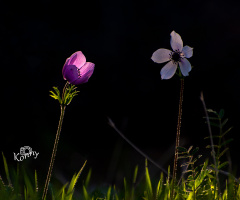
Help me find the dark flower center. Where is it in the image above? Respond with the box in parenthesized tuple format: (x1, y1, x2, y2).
(172, 52, 180, 61)
(170, 50, 183, 63)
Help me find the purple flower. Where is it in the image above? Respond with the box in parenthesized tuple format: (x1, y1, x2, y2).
(151, 31, 193, 79)
(62, 51, 95, 85)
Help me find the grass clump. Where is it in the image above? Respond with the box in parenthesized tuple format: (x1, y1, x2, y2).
(1, 107, 240, 199)
(0, 150, 240, 199)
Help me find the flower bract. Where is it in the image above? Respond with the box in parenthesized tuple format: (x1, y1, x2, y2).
(151, 31, 193, 79)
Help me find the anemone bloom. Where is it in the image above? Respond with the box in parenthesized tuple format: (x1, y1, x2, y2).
(62, 51, 95, 85)
(151, 31, 193, 79)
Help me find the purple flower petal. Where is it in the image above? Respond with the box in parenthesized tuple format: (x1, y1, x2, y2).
(170, 31, 183, 51)
(62, 65, 79, 84)
(179, 58, 191, 76)
(71, 62, 95, 85)
(160, 61, 178, 79)
(182, 46, 193, 58)
(151, 48, 172, 63)
(68, 51, 86, 69)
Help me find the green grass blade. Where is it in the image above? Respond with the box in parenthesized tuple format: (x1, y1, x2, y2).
(106, 186, 111, 200)
(83, 185, 89, 200)
(113, 185, 119, 200)
(66, 174, 76, 199)
(145, 159, 153, 198)
(2, 153, 11, 186)
(156, 180, 161, 200)
(124, 177, 128, 200)
(133, 165, 138, 184)
(23, 170, 34, 196)
(156, 173, 163, 199)
(24, 186, 27, 200)
(35, 170, 38, 193)
(85, 169, 92, 189)
(187, 192, 194, 200)
(55, 182, 68, 198)
(67, 160, 87, 197)
(61, 185, 65, 200)
(222, 180, 227, 200)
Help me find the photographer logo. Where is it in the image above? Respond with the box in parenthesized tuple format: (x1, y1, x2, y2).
(13, 146, 39, 162)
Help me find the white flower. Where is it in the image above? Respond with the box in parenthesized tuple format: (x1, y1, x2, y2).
(151, 31, 193, 80)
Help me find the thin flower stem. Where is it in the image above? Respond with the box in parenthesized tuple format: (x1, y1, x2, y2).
(171, 78, 184, 199)
(42, 105, 66, 200)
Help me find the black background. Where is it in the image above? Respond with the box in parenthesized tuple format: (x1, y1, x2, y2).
(1, 0, 240, 187)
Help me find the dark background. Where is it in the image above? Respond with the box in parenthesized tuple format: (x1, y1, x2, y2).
(1, 0, 240, 188)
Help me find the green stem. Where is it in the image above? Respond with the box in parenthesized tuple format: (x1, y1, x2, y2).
(42, 105, 66, 200)
(62, 82, 69, 105)
(171, 78, 184, 199)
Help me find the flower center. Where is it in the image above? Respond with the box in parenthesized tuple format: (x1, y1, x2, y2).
(170, 50, 183, 63)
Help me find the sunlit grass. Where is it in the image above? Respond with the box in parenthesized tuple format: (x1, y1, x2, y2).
(1, 120, 240, 200)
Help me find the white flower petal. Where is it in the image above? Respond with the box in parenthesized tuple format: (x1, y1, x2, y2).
(151, 48, 172, 63)
(179, 58, 192, 76)
(170, 31, 183, 51)
(160, 61, 178, 79)
(182, 46, 193, 58)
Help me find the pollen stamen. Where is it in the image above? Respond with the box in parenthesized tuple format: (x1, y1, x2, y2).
(77, 69, 81, 78)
